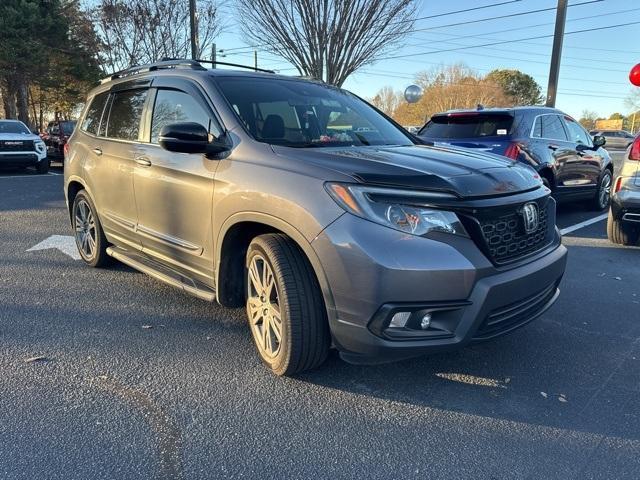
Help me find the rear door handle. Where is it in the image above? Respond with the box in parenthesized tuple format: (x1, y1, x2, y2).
(92, 147, 102, 156)
(134, 156, 152, 167)
(548, 144, 559, 151)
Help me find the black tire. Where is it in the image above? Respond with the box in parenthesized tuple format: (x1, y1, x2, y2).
(607, 210, 639, 246)
(35, 158, 50, 174)
(591, 169, 612, 211)
(245, 234, 330, 376)
(72, 190, 110, 267)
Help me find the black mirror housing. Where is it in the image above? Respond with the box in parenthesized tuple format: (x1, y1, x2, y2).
(592, 135, 606, 148)
(159, 122, 209, 154)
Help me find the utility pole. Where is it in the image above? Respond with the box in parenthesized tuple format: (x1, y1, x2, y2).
(212, 43, 217, 68)
(254, 50, 258, 71)
(189, 0, 197, 60)
(545, 0, 567, 107)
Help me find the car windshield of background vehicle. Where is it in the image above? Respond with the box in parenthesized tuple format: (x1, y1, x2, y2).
(214, 77, 413, 148)
(419, 114, 513, 138)
(0, 121, 30, 135)
(60, 121, 76, 135)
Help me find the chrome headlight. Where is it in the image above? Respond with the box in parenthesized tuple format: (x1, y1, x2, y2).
(325, 183, 467, 237)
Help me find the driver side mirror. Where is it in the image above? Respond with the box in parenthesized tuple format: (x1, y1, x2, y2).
(159, 122, 230, 156)
(592, 135, 606, 148)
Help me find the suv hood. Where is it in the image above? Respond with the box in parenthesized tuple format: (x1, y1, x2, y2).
(0, 133, 41, 142)
(273, 144, 542, 198)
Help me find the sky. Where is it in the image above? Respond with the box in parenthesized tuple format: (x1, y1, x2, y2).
(212, 0, 639, 119)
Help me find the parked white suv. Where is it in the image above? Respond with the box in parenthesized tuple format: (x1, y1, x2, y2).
(0, 120, 49, 173)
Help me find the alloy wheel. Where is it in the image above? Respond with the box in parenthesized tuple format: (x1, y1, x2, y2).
(599, 172, 612, 209)
(247, 254, 282, 358)
(74, 199, 97, 259)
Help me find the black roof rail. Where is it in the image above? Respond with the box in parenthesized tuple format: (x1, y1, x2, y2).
(100, 59, 206, 84)
(183, 58, 275, 74)
(100, 57, 276, 84)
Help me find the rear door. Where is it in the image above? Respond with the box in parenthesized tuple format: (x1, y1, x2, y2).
(531, 114, 585, 192)
(133, 78, 220, 280)
(418, 112, 514, 155)
(87, 85, 149, 250)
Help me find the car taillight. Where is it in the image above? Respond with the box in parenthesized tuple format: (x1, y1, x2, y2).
(629, 136, 640, 160)
(614, 176, 623, 193)
(63, 142, 70, 158)
(504, 142, 521, 160)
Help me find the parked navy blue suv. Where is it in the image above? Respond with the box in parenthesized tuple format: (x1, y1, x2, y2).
(418, 107, 612, 210)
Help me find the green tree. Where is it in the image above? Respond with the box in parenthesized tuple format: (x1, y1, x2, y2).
(0, 0, 101, 127)
(485, 69, 544, 106)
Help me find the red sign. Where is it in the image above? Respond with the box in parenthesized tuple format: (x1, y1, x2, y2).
(631, 63, 640, 87)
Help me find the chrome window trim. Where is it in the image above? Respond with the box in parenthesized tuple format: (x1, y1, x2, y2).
(529, 113, 570, 142)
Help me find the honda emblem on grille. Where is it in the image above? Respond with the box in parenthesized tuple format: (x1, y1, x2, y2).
(522, 202, 539, 234)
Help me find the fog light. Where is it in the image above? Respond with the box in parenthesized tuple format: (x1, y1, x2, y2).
(389, 311, 411, 328)
(420, 313, 432, 330)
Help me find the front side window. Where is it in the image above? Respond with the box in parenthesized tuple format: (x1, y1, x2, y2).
(214, 76, 413, 148)
(105, 89, 147, 141)
(533, 115, 568, 141)
(150, 89, 213, 143)
(563, 117, 591, 145)
(81, 93, 109, 136)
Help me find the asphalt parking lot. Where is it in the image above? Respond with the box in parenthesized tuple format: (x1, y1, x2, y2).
(1, 152, 638, 480)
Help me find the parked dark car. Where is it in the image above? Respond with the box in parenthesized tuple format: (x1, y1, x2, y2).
(45, 120, 77, 159)
(418, 107, 613, 210)
(608, 133, 640, 245)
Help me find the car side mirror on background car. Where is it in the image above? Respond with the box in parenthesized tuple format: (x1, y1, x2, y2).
(159, 122, 230, 156)
(592, 135, 606, 148)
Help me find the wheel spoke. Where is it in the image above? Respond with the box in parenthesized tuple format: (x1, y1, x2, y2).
(249, 259, 263, 293)
(270, 309, 282, 342)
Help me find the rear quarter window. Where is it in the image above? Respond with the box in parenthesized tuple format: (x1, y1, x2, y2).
(81, 93, 109, 136)
(420, 114, 513, 138)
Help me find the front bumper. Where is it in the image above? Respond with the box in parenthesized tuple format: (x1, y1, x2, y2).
(0, 150, 47, 167)
(312, 214, 567, 364)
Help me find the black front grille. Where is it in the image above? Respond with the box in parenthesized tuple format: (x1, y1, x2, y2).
(463, 198, 553, 265)
(473, 282, 557, 340)
(0, 140, 34, 152)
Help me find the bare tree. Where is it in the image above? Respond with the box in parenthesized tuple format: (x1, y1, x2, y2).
(94, 0, 224, 73)
(369, 86, 402, 117)
(236, 0, 417, 86)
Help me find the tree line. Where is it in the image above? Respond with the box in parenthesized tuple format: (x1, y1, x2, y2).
(370, 64, 544, 125)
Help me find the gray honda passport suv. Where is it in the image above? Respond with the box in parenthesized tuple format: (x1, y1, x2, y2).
(65, 59, 568, 376)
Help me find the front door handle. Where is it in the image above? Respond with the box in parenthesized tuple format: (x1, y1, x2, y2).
(548, 144, 559, 151)
(134, 156, 152, 167)
(92, 147, 102, 156)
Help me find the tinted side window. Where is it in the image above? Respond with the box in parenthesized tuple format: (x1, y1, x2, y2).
(538, 115, 568, 141)
(81, 93, 109, 135)
(105, 89, 147, 141)
(563, 117, 591, 145)
(150, 89, 212, 143)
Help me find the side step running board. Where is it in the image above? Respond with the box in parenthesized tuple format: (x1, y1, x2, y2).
(106, 246, 216, 301)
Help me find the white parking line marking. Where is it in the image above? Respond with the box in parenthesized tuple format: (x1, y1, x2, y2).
(560, 213, 608, 235)
(0, 172, 60, 179)
(27, 235, 80, 260)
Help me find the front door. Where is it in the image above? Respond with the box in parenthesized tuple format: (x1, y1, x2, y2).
(133, 84, 220, 281)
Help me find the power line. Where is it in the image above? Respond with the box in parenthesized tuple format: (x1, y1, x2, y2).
(223, 0, 602, 55)
(375, 20, 640, 62)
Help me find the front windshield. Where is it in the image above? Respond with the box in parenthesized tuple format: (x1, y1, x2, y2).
(0, 121, 30, 135)
(214, 76, 413, 148)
